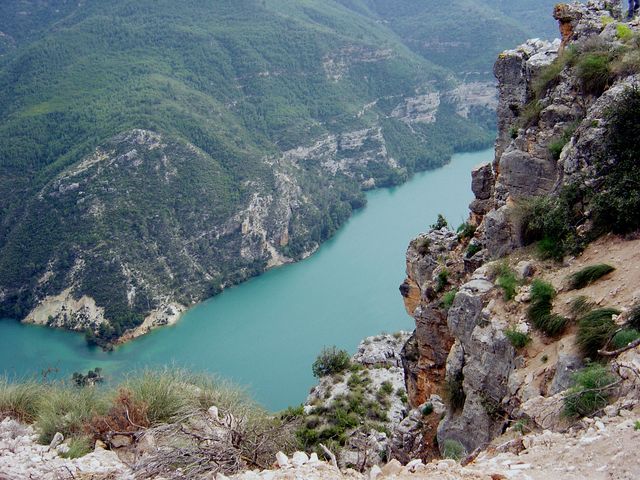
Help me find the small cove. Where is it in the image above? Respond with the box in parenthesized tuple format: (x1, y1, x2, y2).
(0, 149, 493, 411)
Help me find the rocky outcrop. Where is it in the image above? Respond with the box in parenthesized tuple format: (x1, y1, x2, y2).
(437, 268, 516, 453)
(399, 229, 462, 407)
(468, 0, 639, 258)
(0, 417, 132, 479)
(305, 333, 411, 469)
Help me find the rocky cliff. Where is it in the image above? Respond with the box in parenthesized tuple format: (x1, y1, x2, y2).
(400, 0, 640, 459)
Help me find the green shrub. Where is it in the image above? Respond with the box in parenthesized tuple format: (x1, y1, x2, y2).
(457, 222, 476, 240)
(312, 347, 351, 378)
(634, 420, 640, 431)
(59, 436, 93, 459)
(576, 53, 612, 95)
(504, 328, 531, 349)
(430, 214, 448, 230)
(441, 289, 457, 310)
(422, 403, 434, 415)
(0, 380, 45, 423)
(568, 264, 615, 290)
(564, 364, 616, 417)
(612, 329, 640, 349)
(442, 439, 467, 461)
(576, 308, 619, 358)
(517, 184, 586, 261)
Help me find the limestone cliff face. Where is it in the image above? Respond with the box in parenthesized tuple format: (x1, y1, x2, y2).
(399, 0, 640, 457)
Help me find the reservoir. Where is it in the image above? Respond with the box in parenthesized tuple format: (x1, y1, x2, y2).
(0, 148, 492, 411)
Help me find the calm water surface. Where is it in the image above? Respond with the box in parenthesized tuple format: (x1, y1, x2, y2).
(0, 149, 492, 410)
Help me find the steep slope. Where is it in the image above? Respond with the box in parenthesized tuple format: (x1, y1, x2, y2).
(398, 0, 640, 460)
(0, 0, 550, 343)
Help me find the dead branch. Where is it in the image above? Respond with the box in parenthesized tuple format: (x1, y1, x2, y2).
(319, 443, 338, 469)
(598, 337, 640, 357)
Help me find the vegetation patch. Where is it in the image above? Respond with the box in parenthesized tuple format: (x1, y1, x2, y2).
(570, 296, 596, 318)
(527, 279, 569, 336)
(504, 328, 531, 349)
(441, 289, 458, 310)
(430, 214, 448, 230)
(312, 347, 351, 378)
(567, 264, 615, 290)
(564, 364, 616, 417)
(612, 329, 640, 349)
(576, 308, 620, 358)
(441, 439, 466, 461)
(457, 222, 476, 240)
(491, 262, 519, 301)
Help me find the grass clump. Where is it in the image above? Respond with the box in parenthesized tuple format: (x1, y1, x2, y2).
(576, 308, 620, 358)
(612, 329, 640, 349)
(567, 264, 615, 290)
(312, 346, 351, 378)
(569, 296, 596, 318)
(527, 279, 569, 336)
(36, 386, 111, 444)
(564, 364, 616, 417)
(379, 381, 394, 396)
(576, 52, 612, 96)
(504, 328, 531, 349)
(59, 435, 93, 459)
(441, 289, 457, 310)
(491, 262, 518, 301)
(635, 420, 640, 431)
(0, 380, 45, 423)
(123, 369, 196, 424)
(441, 439, 467, 461)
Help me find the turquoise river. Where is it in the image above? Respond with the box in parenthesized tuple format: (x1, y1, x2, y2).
(0, 149, 492, 411)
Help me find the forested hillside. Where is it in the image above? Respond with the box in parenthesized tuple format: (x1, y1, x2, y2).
(0, 0, 558, 344)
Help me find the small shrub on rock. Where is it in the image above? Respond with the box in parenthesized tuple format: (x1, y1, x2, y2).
(564, 364, 616, 418)
(312, 347, 351, 378)
(430, 214, 448, 230)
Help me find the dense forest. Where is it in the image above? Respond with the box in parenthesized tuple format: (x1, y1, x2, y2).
(0, 0, 558, 342)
